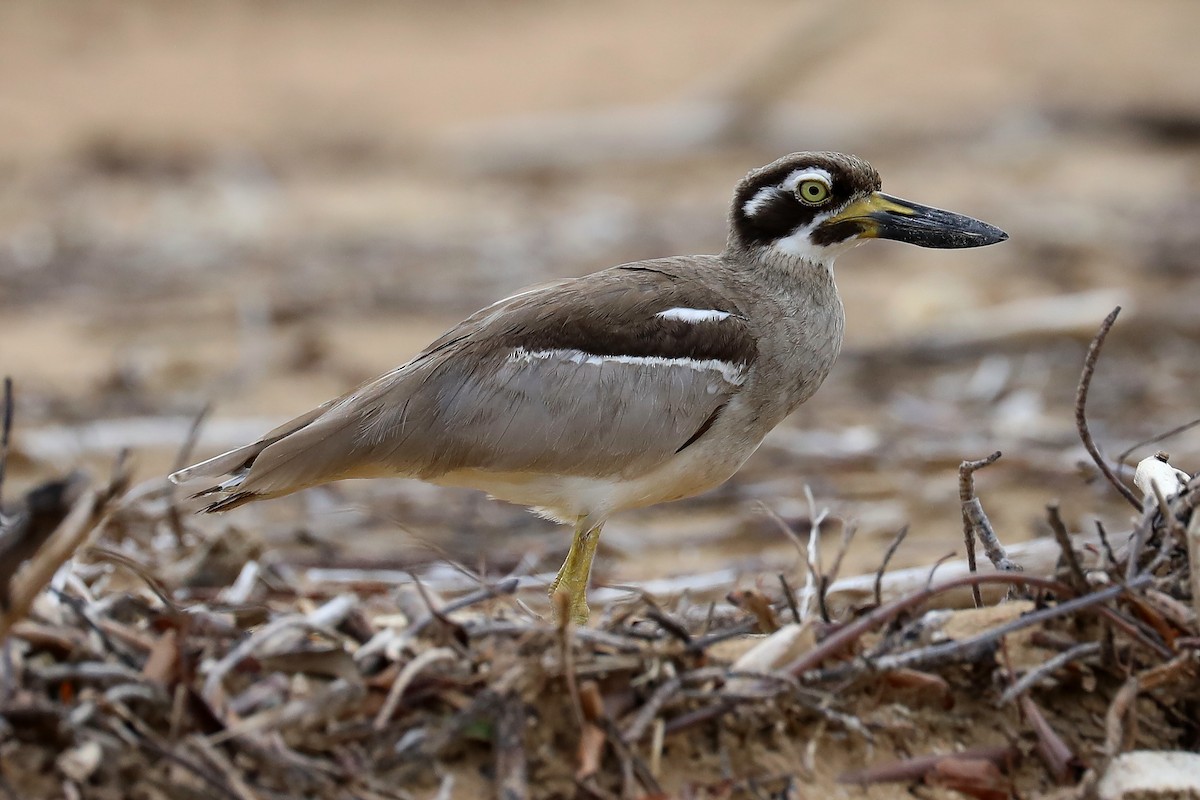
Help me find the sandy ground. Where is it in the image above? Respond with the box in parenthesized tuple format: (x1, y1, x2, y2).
(4, 0, 1200, 584)
(1, 3, 1199, 795)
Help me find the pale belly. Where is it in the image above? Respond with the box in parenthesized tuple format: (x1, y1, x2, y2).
(429, 433, 761, 524)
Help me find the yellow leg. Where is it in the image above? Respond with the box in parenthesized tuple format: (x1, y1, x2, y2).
(548, 517, 604, 625)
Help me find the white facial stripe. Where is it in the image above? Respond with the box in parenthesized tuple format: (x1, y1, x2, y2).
(655, 308, 732, 323)
(508, 347, 747, 386)
(780, 167, 833, 193)
(742, 167, 834, 219)
(741, 185, 779, 218)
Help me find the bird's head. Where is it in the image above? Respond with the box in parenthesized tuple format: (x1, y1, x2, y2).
(728, 151, 1007, 267)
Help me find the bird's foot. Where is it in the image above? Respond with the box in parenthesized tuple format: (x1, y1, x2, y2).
(548, 576, 591, 626)
(548, 518, 602, 626)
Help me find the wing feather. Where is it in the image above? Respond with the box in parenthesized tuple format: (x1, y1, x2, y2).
(179, 257, 763, 506)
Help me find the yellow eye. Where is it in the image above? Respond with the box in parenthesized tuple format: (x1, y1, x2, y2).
(797, 179, 830, 206)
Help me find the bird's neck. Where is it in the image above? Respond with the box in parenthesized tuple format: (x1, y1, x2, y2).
(729, 245, 840, 300)
(727, 247, 846, 419)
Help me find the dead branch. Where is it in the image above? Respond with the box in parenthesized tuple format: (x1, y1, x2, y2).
(818, 520, 857, 623)
(0, 466, 127, 640)
(873, 525, 909, 609)
(1104, 674, 1141, 764)
(1118, 414, 1200, 465)
(1124, 500, 1158, 584)
(998, 642, 1101, 705)
(960, 451, 1004, 606)
(186, 734, 265, 800)
(373, 647, 457, 730)
(1018, 694, 1079, 783)
(1046, 504, 1088, 594)
(786, 572, 1149, 679)
(838, 745, 1017, 786)
(166, 403, 210, 545)
(620, 676, 682, 743)
(1095, 519, 1118, 569)
(818, 580, 1146, 682)
(828, 530, 1107, 613)
(0, 475, 86, 609)
(778, 573, 801, 624)
(1076, 307, 1141, 509)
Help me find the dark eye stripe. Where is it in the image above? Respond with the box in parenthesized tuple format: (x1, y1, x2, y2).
(735, 191, 812, 244)
(728, 152, 882, 250)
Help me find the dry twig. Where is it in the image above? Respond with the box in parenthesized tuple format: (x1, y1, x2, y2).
(1046, 504, 1088, 594)
(959, 451, 1005, 607)
(998, 642, 1101, 705)
(1018, 694, 1079, 783)
(0, 464, 127, 640)
(1117, 414, 1200, 465)
(1075, 307, 1141, 509)
(838, 744, 1016, 786)
(166, 403, 210, 546)
(787, 572, 1153, 680)
(873, 525, 909, 610)
(818, 520, 857, 623)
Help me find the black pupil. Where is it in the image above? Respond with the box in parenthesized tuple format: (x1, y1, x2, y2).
(807, 185, 820, 195)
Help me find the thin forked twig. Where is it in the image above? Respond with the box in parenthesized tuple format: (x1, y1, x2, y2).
(778, 573, 801, 624)
(621, 675, 683, 743)
(813, 579, 1146, 682)
(873, 525, 909, 609)
(924, 552, 957, 591)
(959, 451, 1003, 607)
(783, 571, 1149, 679)
(818, 521, 857, 622)
(1094, 519, 1118, 569)
(1076, 307, 1141, 509)
(1117, 414, 1200, 466)
(1124, 501, 1158, 584)
(799, 486, 828, 622)
(1046, 504, 1088, 594)
(999, 641, 1102, 705)
(166, 402, 211, 545)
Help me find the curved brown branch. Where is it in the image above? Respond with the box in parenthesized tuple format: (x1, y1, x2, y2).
(1076, 307, 1141, 509)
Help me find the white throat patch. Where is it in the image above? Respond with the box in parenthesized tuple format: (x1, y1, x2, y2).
(769, 208, 865, 267)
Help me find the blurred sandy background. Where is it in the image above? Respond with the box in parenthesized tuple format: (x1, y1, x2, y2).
(2, 1, 1199, 593)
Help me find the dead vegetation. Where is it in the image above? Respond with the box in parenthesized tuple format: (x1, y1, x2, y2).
(0, 311, 1197, 800)
(2, 4, 1200, 798)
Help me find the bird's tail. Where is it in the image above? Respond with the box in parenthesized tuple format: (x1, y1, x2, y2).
(168, 441, 267, 512)
(169, 401, 333, 512)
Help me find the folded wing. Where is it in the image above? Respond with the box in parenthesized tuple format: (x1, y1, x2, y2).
(172, 259, 760, 510)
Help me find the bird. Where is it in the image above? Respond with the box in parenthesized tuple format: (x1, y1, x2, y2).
(170, 151, 1007, 624)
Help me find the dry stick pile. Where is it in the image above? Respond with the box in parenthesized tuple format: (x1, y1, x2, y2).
(0, 307, 1197, 800)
